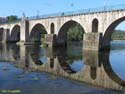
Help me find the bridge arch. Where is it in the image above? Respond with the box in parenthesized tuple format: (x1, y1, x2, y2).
(57, 20, 85, 45)
(50, 23, 55, 34)
(30, 23, 47, 43)
(10, 25, 20, 42)
(103, 16, 125, 47)
(0, 28, 4, 42)
(92, 18, 98, 33)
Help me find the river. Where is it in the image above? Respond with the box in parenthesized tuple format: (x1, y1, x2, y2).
(0, 41, 125, 94)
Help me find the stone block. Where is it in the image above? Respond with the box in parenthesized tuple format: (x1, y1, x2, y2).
(83, 33, 102, 51)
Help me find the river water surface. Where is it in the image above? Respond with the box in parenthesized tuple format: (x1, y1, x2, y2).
(0, 41, 125, 94)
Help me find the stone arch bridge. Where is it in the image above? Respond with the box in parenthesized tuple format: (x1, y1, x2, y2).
(0, 6, 125, 50)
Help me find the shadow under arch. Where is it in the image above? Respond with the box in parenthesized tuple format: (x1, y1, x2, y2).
(0, 28, 4, 41)
(10, 25, 20, 42)
(57, 20, 85, 46)
(103, 17, 125, 48)
(30, 23, 47, 43)
(102, 51, 125, 87)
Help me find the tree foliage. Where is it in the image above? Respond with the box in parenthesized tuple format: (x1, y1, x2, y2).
(7, 15, 18, 22)
(67, 23, 84, 41)
(111, 30, 125, 40)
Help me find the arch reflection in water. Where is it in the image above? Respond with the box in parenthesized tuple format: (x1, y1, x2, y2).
(108, 41, 125, 85)
(69, 60, 83, 72)
(9, 43, 20, 61)
(110, 49, 125, 81)
(102, 46, 125, 87)
(0, 43, 20, 61)
(29, 46, 47, 65)
(57, 46, 84, 74)
(0, 43, 125, 91)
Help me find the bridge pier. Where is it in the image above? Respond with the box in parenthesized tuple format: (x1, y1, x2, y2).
(83, 33, 102, 51)
(44, 34, 56, 47)
(2, 29, 10, 43)
(19, 18, 30, 45)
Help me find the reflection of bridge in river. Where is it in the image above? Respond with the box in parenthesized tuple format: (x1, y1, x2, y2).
(0, 43, 125, 91)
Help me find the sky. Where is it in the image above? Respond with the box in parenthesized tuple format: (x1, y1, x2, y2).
(0, 0, 125, 17)
(0, 0, 125, 30)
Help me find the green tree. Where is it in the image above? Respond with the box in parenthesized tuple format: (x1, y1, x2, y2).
(67, 23, 84, 41)
(7, 15, 18, 22)
(111, 30, 125, 40)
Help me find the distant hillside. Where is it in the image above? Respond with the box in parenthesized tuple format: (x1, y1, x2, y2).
(111, 30, 125, 40)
